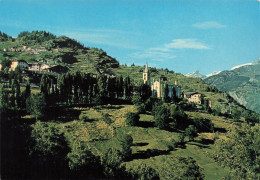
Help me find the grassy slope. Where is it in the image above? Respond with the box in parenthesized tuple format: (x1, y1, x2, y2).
(45, 104, 231, 179)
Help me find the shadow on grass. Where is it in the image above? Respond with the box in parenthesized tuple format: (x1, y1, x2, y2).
(102, 105, 125, 110)
(137, 121, 155, 128)
(214, 127, 227, 133)
(129, 149, 170, 161)
(132, 142, 149, 146)
(44, 106, 82, 122)
(198, 138, 214, 145)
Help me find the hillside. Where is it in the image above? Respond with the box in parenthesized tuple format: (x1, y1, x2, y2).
(1, 31, 259, 180)
(204, 60, 260, 113)
(0, 31, 119, 75)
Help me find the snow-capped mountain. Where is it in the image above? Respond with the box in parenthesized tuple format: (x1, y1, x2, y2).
(185, 70, 206, 78)
(206, 71, 222, 78)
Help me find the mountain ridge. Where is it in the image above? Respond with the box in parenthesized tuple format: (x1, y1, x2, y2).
(204, 59, 260, 113)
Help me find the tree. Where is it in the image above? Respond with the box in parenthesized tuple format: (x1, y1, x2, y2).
(67, 142, 99, 172)
(215, 124, 260, 179)
(101, 148, 125, 177)
(26, 93, 46, 120)
(185, 125, 198, 141)
(125, 112, 140, 126)
(131, 163, 159, 180)
(0, 84, 9, 112)
(154, 105, 170, 129)
(29, 121, 69, 176)
(170, 104, 189, 130)
(132, 93, 142, 105)
(117, 134, 133, 159)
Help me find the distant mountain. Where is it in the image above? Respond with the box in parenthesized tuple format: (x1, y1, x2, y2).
(185, 70, 205, 78)
(205, 71, 222, 78)
(204, 60, 260, 113)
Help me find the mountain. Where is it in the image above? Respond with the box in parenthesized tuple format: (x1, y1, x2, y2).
(205, 71, 222, 78)
(185, 70, 205, 78)
(204, 60, 260, 113)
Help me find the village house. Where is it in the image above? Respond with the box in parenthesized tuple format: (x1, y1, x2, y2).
(183, 92, 202, 104)
(40, 64, 50, 71)
(0, 64, 2, 71)
(28, 64, 41, 71)
(10, 60, 29, 71)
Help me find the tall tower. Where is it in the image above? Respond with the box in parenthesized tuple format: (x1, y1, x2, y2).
(143, 63, 150, 84)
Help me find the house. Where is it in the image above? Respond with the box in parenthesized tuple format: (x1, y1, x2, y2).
(40, 64, 50, 71)
(28, 64, 41, 71)
(43, 65, 69, 74)
(0, 64, 2, 71)
(10, 60, 29, 71)
(183, 92, 202, 104)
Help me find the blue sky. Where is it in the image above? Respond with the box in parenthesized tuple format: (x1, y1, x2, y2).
(0, 0, 259, 74)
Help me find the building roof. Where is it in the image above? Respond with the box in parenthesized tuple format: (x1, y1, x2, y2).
(184, 92, 201, 96)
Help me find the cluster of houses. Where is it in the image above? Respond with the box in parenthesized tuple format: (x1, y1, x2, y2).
(0, 59, 69, 74)
(2, 46, 51, 55)
(142, 63, 210, 106)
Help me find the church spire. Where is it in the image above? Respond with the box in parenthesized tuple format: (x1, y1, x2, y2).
(144, 62, 149, 73)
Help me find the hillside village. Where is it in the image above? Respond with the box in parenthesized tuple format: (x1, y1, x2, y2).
(0, 31, 259, 180)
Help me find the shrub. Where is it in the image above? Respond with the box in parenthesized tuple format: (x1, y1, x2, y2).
(185, 125, 198, 141)
(137, 103, 146, 114)
(117, 134, 133, 160)
(101, 148, 126, 178)
(78, 113, 89, 122)
(102, 113, 113, 125)
(125, 112, 140, 126)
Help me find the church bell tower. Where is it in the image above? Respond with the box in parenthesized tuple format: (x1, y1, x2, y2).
(143, 63, 150, 85)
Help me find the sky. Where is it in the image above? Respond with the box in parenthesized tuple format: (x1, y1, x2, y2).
(0, 0, 259, 75)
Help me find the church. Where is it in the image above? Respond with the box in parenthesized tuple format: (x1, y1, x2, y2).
(142, 63, 181, 99)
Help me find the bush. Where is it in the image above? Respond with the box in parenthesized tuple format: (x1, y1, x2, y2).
(185, 125, 198, 141)
(131, 164, 159, 180)
(176, 133, 185, 145)
(101, 148, 126, 178)
(78, 113, 89, 122)
(137, 104, 146, 114)
(102, 113, 113, 125)
(125, 112, 140, 126)
(117, 134, 133, 160)
(192, 118, 214, 132)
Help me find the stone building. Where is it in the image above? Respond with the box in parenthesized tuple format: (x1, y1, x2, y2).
(183, 92, 202, 104)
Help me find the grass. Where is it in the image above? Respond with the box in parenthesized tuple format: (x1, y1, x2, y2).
(20, 101, 231, 179)
(54, 104, 230, 179)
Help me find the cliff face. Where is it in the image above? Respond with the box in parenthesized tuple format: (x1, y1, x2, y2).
(204, 60, 260, 113)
